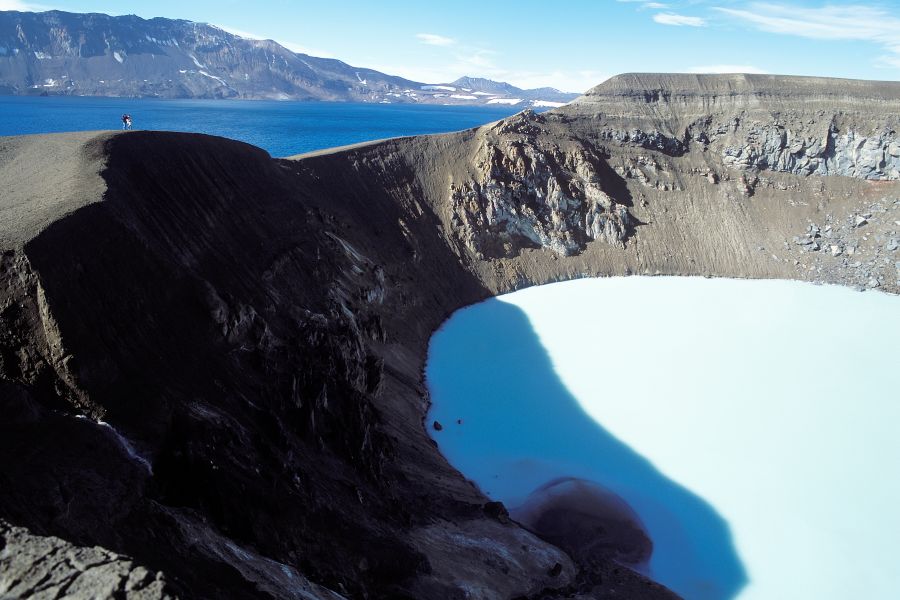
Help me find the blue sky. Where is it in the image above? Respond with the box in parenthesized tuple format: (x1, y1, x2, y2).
(2, 0, 900, 92)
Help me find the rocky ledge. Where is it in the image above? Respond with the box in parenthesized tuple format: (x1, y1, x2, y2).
(1, 519, 174, 599)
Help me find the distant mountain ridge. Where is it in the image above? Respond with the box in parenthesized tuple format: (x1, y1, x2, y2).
(0, 10, 579, 106)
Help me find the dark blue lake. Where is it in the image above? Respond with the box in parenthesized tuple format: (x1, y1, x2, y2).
(0, 96, 525, 157)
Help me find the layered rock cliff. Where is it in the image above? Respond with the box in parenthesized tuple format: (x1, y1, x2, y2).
(572, 73, 900, 180)
(1, 73, 899, 599)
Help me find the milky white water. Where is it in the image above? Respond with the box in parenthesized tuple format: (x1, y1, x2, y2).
(426, 277, 900, 600)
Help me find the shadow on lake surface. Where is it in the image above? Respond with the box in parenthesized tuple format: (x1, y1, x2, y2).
(426, 298, 747, 599)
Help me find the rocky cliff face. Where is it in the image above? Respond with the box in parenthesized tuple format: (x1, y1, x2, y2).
(573, 73, 900, 181)
(0, 10, 578, 105)
(720, 124, 900, 180)
(449, 111, 633, 258)
(0, 10, 415, 101)
(1, 74, 899, 600)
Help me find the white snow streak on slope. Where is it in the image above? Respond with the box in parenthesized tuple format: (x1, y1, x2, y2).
(198, 70, 228, 86)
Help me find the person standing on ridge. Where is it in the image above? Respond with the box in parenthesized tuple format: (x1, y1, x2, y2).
(121, 114, 132, 130)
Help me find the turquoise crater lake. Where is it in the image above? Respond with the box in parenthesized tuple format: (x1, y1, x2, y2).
(426, 277, 900, 600)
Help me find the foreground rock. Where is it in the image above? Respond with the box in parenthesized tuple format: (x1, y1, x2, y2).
(510, 478, 653, 568)
(1, 519, 175, 600)
(0, 73, 898, 599)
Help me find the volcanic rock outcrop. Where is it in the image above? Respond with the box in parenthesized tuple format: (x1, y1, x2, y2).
(1, 73, 899, 599)
(449, 111, 633, 258)
(1, 519, 174, 599)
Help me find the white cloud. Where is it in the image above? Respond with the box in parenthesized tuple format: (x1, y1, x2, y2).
(0, 0, 47, 10)
(277, 40, 335, 58)
(214, 24, 334, 58)
(415, 33, 456, 47)
(653, 12, 707, 26)
(439, 51, 604, 93)
(502, 70, 611, 94)
(452, 48, 496, 71)
(714, 3, 900, 68)
(688, 64, 767, 74)
(617, 0, 671, 7)
(214, 25, 264, 40)
(356, 59, 605, 94)
(881, 54, 900, 69)
(714, 3, 892, 40)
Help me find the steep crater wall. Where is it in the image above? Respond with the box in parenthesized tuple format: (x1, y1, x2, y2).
(1, 73, 899, 600)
